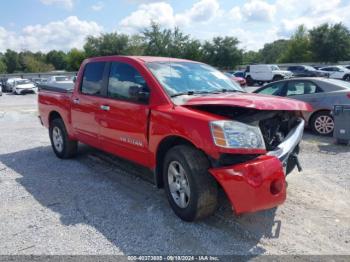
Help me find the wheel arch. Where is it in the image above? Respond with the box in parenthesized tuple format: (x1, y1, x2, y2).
(48, 110, 63, 125)
(155, 135, 199, 188)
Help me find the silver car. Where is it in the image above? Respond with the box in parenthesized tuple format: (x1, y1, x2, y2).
(254, 77, 350, 135)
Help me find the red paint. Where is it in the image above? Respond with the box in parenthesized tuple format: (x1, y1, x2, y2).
(38, 56, 309, 215)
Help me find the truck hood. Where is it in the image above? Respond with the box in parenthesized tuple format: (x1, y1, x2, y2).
(181, 92, 312, 111)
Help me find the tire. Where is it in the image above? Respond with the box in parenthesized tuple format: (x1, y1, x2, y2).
(246, 76, 254, 86)
(310, 111, 334, 136)
(49, 118, 78, 159)
(163, 145, 218, 221)
(273, 75, 283, 82)
(343, 74, 350, 81)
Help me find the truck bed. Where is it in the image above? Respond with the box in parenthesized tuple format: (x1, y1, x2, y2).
(38, 83, 74, 93)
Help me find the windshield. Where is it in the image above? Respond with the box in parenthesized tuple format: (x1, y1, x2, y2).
(146, 62, 243, 96)
(55, 76, 71, 82)
(270, 65, 280, 71)
(304, 65, 316, 71)
(16, 80, 31, 85)
(324, 78, 350, 89)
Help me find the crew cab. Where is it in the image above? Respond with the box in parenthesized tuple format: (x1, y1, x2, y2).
(38, 56, 311, 221)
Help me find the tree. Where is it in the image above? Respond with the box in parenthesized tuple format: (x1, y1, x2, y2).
(309, 23, 350, 62)
(66, 48, 86, 71)
(4, 49, 20, 73)
(0, 59, 6, 73)
(84, 33, 130, 57)
(21, 54, 54, 72)
(259, 39, 289, 63)
(202, 36, 243, 68)
(280, 25, 313, 63)
(46, 50, 67, 70)
(242, 50, 262, 65)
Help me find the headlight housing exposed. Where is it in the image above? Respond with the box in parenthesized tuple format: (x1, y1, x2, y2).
(210, 120, 265, 149)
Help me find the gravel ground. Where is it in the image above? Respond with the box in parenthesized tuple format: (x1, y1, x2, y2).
(0, 93, 349, 256)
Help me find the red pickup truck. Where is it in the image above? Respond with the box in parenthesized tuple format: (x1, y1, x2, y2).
(38, 56, 311, 221)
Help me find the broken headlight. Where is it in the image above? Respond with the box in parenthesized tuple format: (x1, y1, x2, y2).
(210, 120, 266, 149)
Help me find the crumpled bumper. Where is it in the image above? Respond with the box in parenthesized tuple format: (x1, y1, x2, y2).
(209, 119, 305, 214)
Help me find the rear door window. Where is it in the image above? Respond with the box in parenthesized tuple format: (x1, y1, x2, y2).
(286, 81, 321, 96)
(81, 62, 106, 95)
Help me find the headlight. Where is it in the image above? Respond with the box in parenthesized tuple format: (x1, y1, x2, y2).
(210, 120, 265, 149)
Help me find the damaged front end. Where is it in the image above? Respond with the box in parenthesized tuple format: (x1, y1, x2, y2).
(192, 105, 305, 175)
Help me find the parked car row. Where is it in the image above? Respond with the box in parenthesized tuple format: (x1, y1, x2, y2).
(0, 75, 74, 95)
(225, 64, 350, 87)
(254, 77, 350, 136)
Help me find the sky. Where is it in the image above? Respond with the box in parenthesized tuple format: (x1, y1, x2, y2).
(1, 0, 350, 53)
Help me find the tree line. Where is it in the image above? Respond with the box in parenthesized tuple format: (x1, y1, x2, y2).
(1, 22, 350, 74)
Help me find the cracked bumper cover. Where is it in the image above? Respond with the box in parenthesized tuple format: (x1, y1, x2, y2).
(209, 119, 305, 214)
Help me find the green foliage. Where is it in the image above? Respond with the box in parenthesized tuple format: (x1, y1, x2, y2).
(260, 39, 289, 63)
(202, 36, 243, 68)
(84, 33, 130, 57)
(66, 48, 86, 71)
(2, 22, 350, 73)
(4, 49, 20, 73)
(46, 50, 67, 70)
(280, 25, 313, 63)
(309, 23, 350, 62)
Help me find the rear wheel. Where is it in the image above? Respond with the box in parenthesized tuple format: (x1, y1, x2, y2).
(311, 111, 334, 136)
(163, 145, 218, 221)
(49, 118, 78, 159)
(273, 75, 283, 81)
(343, 74, 350, 81)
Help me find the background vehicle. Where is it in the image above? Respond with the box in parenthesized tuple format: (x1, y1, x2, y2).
(287, 65, 329, 78)
(224, 72, 247, 87)
(254, 77, 350, 135)
(32, 78, 48, 85)
(245, 64, 293, 86)
(320, 66, 350, 81)
(38, 56, 310, 221)
(47, 75, 73, 84)
(8, 78, 36, 95)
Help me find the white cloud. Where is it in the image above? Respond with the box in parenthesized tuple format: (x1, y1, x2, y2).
(119, 2, 176, 32)
(0, 16, 103, 52)
(277, 0, 349, 37)
(91, 1, 104, 11)
(241, 0, 276, 22)
(228, 6, 242, 21)
(40, 0, 75, 10)
(119, 0, 220, 32)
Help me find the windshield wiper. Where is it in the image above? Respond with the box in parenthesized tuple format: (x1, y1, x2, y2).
(220, 89, 245, 93)
(170, 90, 221, 98)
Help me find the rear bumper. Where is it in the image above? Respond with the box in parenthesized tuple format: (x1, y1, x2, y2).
(209, 155, 286, 214)
(209, 119, 305, 214)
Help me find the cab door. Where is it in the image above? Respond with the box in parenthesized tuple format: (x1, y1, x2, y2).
(71, 61, 108, 148)
(98, 61, 151, 167)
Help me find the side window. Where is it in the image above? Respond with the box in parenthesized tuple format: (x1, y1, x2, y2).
(258, 82, 284, 95)
(107, 62, 149, 103)
(287, 81, 319, 96)
(81, 62, 106, 95)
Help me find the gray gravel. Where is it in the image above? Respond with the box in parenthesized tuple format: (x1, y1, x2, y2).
(0, 93, 349, 255)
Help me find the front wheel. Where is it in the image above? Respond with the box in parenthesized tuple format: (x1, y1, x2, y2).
(311, 111, 334, 136)
(163, 145, 218, 221)
(343, 74, 350, 81)
(49, 118, 78, 159)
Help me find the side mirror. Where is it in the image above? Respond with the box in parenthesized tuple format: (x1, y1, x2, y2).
(129, 85, 150, 103)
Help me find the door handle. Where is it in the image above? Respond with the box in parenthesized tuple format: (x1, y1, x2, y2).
(73, 98, 80, 104)
(100, 105, 110, 111)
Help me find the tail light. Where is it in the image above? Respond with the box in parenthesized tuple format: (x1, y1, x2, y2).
(347, 93, 350, 99)
(270, 179, 284, 195)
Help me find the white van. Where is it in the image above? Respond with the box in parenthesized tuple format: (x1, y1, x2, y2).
(245, 64, 293, 85)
